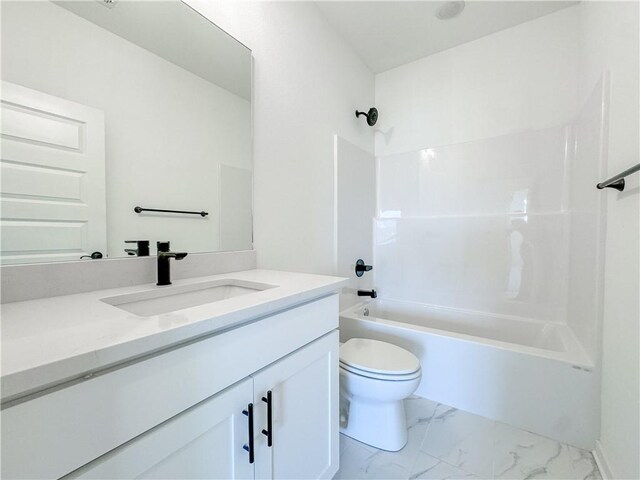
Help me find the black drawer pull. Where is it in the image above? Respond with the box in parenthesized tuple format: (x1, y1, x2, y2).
(261, 390, 273, 447)
(242, 403, 254, 464)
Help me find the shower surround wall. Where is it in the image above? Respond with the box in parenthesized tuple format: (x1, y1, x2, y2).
(376, 126, 572, 323)
(334, 136, 376, 311)
(374, 5, 600, 349)
(372, 5, 608, 448)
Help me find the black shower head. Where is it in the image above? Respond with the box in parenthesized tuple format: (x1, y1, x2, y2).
(355, 107, 378, 126)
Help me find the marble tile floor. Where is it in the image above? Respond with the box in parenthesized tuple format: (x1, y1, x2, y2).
(334, 397, 601, 480)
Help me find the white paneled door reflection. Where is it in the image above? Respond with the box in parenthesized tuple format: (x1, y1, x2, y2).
(0, 81, 106, 264)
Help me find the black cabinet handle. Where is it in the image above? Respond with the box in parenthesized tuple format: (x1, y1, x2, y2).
(261, 390, 273, 447)
(242, 403, 254, 464)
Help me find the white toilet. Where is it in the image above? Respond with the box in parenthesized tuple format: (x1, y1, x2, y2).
(339, 338, 422, 451)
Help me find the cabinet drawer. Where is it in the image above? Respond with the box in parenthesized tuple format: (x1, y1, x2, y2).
(64, 379, 254, 480)
(1, 294, 338, 479)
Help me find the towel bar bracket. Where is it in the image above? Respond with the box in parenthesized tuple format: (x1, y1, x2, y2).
(596, 179, 625, 191)
(596, 163, 639, 192)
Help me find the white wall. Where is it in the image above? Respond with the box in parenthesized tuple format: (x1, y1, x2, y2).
(578, 2, 640, 478)
(375, 6, 580, 156)
(1, 1, 251, 258)
(187, 1, 375, 275)
(3, 0, 375, 272)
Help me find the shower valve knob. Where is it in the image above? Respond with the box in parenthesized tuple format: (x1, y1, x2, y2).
(355, 259, 373, 277)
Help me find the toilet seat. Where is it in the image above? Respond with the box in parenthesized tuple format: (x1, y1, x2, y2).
(339, 362, 422, 381)
(339, 338, 420, 379)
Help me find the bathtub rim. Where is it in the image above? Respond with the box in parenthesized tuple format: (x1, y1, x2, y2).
(340, 299, 593, 368)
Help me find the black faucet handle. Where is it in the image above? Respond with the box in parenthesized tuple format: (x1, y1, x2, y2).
(156, 241, 186, 260)
(355, 259, 373, 277)
(125, 240, 150, 256)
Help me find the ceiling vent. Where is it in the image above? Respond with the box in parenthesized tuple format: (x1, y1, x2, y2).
(436, 1, 466, 20)
(98, 0, 118, 9)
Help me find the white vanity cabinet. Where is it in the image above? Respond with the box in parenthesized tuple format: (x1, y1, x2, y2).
(252, 331, 338, 480)
(1, 294, 340, 480)
(66, 378, 256, 480)
(66, 332, 339, 480)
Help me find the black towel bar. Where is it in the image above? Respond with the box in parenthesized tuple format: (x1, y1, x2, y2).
(134, 206, 208, 217)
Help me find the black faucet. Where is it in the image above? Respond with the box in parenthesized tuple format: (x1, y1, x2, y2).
(125, 240, 150, 257)
(156, 241, 187, 286)
(357, 289, 377, 298)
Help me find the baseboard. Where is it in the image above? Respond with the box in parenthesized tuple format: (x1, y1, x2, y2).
(593, 440, 614, 480)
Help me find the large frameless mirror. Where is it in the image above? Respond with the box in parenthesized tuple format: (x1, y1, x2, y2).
(0, 0, 252, 265)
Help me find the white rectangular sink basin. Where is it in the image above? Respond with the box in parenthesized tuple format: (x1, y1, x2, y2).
(101, 279, 277, 316)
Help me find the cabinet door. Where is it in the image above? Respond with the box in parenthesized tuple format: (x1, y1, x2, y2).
(253, 331, 339, 480)
(65, 378, 254, 480)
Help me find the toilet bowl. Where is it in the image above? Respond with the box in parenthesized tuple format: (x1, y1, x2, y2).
(339, 338, 422, 451)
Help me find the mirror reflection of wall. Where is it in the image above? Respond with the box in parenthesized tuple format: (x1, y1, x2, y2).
(0, 0, 252, 265)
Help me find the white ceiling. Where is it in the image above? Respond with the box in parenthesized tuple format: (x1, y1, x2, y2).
(316, 1, 578, 73)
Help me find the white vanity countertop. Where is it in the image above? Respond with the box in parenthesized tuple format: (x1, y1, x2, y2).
(0, 269, 347, 402)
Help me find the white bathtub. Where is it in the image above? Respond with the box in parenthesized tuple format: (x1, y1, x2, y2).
(339, 299, 598, 449)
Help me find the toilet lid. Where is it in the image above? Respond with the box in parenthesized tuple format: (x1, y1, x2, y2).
(339, 362, 422, 381)
(339, 338, 420, 375)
